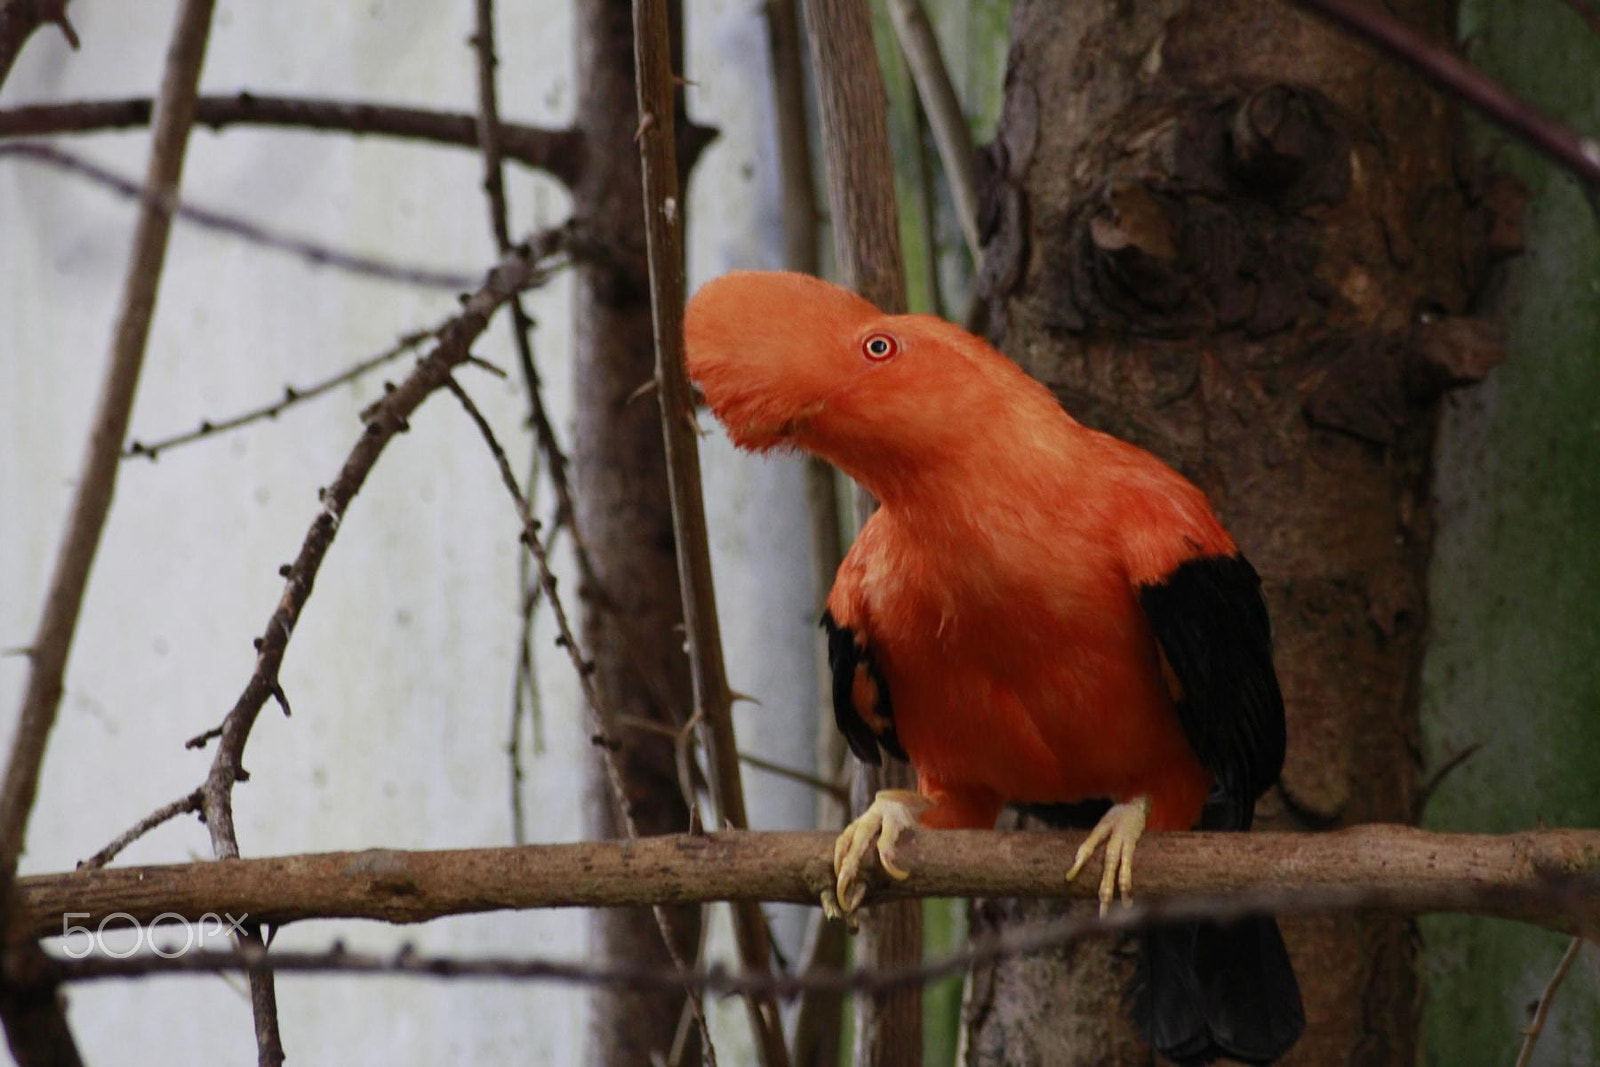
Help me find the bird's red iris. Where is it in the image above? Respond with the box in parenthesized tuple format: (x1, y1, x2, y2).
(861, 332, 899, 362)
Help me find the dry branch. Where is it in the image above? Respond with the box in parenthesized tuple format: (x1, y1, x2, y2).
(190, 231, 567, 870)
(631, 2, 789, 1065)
(0, 0, 76, 87)
(1288, 0, 1600, 189)
(885, 0, 980, 260)
(799, 0, 920, 1060)
(123, 325, 441, 462)
(0, 1, 212, 1060)
(1514, 935, 1588, 1067)
(444, 370, 719, 1063)
(0, 93, 583, 184)
(170, 229, 563, 1065)
(10, 826, 1599, 943)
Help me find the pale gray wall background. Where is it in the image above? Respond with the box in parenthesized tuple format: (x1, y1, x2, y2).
(1, 1, 819, 1062)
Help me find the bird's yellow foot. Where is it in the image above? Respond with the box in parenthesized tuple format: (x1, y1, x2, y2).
(821, 789, 931, 927)
(1064, 797, 1151, 917)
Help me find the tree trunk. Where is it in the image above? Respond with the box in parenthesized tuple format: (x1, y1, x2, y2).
(573, 1, 700, 1063)
(964, 1, 1487, 1062)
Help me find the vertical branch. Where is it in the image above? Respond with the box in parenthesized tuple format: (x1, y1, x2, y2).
(470, 0, 544, 848)
(0, 0, 214, 900)
(469, 0, 578, 539)
(0, 0, 212, 1062)
(798, 2, 921, 1064)
(764, 3, 849, 1062)
(631, 3, 790, 1065)
(885, 0, 979, 262)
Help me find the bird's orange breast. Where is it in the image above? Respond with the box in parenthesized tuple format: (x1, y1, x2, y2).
(845, 507, 1212, 833)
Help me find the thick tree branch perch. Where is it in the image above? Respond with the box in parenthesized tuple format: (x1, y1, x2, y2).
(9, 827, 1598, 943)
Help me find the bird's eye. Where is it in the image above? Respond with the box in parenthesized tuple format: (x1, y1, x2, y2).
(861, 332, 899, 362)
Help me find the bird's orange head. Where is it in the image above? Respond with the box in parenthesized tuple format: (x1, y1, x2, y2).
(685, 271, 1061, 499)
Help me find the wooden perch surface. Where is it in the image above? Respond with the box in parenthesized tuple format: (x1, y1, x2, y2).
(12, 825, 1598, 943)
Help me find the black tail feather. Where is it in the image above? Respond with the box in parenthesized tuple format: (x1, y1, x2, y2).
(1016, 800, 1304, 1063)
(1130, 915, 1304, 1065)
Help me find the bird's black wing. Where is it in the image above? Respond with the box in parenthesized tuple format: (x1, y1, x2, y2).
(821, 610, 906, 765)
(1134, 553, 1303, 1064)
(1137, 553, 1286, 831)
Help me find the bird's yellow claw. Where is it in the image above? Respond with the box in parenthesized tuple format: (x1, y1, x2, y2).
(1064, 797, 1150, 918)
(824, 789, 931, 924)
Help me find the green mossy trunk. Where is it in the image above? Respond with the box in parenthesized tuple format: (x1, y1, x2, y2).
(1420, 3, 1600, 1064)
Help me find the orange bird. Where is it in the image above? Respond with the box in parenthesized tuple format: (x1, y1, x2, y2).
(685, 271, 1304, 1064)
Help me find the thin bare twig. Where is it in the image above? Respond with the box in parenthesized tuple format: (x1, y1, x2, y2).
(1287, 0, 1600, 189)
(78, 790, 201, 871)
(467, 0, 576, 852)
(443, 376, 719, 1066)
(632, 4, 790, 1063)
(615, 715, 849, 803)
(0, 141, 479, 289)
(123, 324, 441, 462)
(1413, 741, 1484, 822)
(1514, 936, 1588, 1067)
(885, 0, 980, 261)
(0, 2, 214, 1061)
(23, 872, 1598, 999)
(0, 93, 582, 184)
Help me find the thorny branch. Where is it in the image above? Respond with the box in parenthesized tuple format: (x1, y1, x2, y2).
(0, 142, 479, 289)
(123, 325, 443, 462)
(0, 93, 583, 184)
(0, 0, 77, 87)
(1287, 0, 1600, 189)
(443, 378, 719, 1065)
(188, 229, 567, 859)
(631, 2, 789, 1064)
(176, 230, 565, 1064)
(467, 0, 579, 849)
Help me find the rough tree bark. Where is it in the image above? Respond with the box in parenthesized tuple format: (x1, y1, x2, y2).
(963, 1, 1496, 1063)
(572, 1, 700, 1063)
